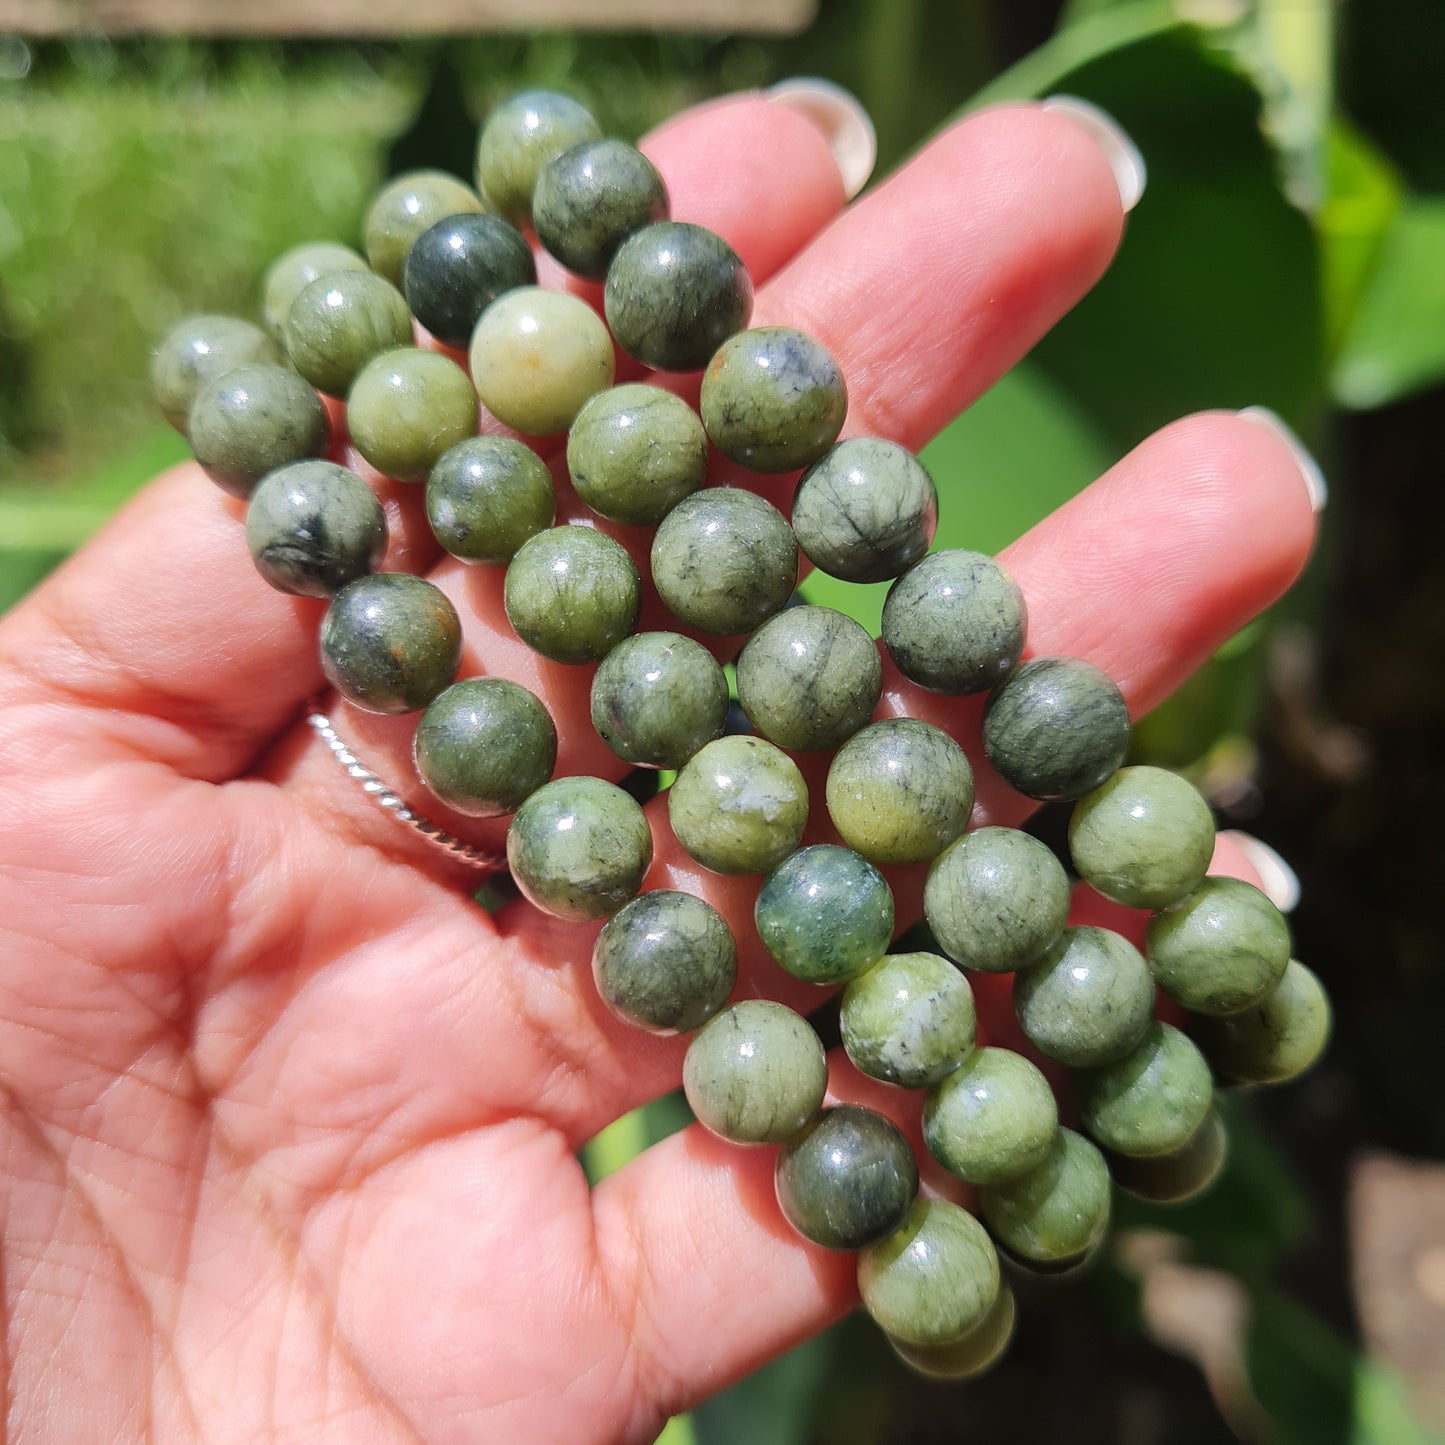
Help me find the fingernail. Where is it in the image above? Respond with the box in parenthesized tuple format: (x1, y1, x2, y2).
(1040, 95, 1147, 212)
(766, 77, 877, 201)
(1220, 830, 1301, 913)
(1237, 407, 1329, 512)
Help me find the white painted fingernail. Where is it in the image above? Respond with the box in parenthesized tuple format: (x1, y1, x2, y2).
(1237, 407, 1329, 512)
(1220, 830, 1301, 913)
(766, 77, 877, 200)
(1041, 95, 1147, 212)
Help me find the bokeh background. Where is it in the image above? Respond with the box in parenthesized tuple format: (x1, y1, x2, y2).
(2, 0, 1444, 1440)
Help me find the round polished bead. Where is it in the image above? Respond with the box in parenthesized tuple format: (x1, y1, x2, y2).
(402, 212, 536, 348)
(504, 525, 641, 665)
(774, 1105, 919, 1252)
(922, 1046, 1058, 1186)
(567, 384, 707, 525)
(347, 348, 477, 484)
(668, 735, 808, 876)
(983, 657, 1131, 801)
(152, 315, 280, 434)
(475, 90, 601, 225)
(1109, 1109, 1227, 1205)
(363, 169, 486, 287)
(651, 488, 798, 635)
(825, 719, 974, 865)
(319, 573, 462, 714)
(1147, 876, 1291, 1016)
(284, 270, 413, 398)
(507, 775, 653, 922)
(592, 889, 736, 1034)
(888, 1285, 1015, 1380)
(979, 1129, 1111, 1267)
(1077, 1022, 1213, 1159)
(792, 437, 938, 583)
(605, 221, 753, 372)
(882, 550, 1027, 696)
(1070, 766, 1216, 910)
(189, 363, 329, 499)
(841, 951, 976, 1089)
(699, 326, 847, 473)
(262, 241, 369, 338)
(426, 435, 555, 565)
(683, 1000, 826, 1143)
(413, 677, 557, 818)
(1196, 959, 1330, 1084)
(755, 844, 894, 986)
(534, 138, 669, 280)
(736, 605, 881, 752)
(590, 631, 728, 769)
(245, 460, 386, 598)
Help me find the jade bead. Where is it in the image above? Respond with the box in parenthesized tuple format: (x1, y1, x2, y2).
(284, 270, 413, 398)
(475, 90, 601, 225)
(262, 240, 369, 338)
(319, 573, 462, 715)
(774, 1105, 918, 1252)
(699, 326, 847, 473)
(668, 735, 808, 876)
(188, 363, 329, 499)
(983, 657, 1131, 801)
(1110, 1109, 1227, 1205)
(592, 889, 736, 1034)
(651, 488, 798, 635)
(412, 677, 557, 818)
(347, 348, 478, 484)
(402, 211, 536, 348)
(882, 550, 1027, 696)
(504, 525, 641, 665)
(1146, 876, 1290, 1016)
(605, 221, 753, 372)
(755, 844, 894, 986)
(1014, 927, 1155, 1068)
(922, 1046, 1059, 1186)
(470, 287, 615, 436)
(825, 719, 975, 865)
(792, 438, 938, 584)
(683, 1000, 826, 1143)
(979, 1129, 1111, 1267)
(589, 631, 728, 769)
(534, 138, 669, 280)
(426, 435, 555, 565)
(1070, 766, 1216, 910)
(363, 169, 486, 287)
(245, 460, 386, 598)
(1076, 1022, 1213, 1158)
(736, 605, 881, 752)
(507, 775, 653, 922)
(841, 951, 976, 1089)
(889, 1285, 1015, 1380)
(1196, 959, 1331, 1084)
(567, 384, 707, 526)
(152, 315, 280, 434)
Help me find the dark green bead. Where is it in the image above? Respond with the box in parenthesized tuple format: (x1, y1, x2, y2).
(979, 1129, 1111, 1266)
(245, 460, 386, 598)
(363, 170, 486, 287)
(683, 1000, 826, 1142)
(651, 487, 798, 635)
(882, 550, 1027, 696)
(1109, 1109, 1227, 1205)
(284, 270, 413, 398)
(1196, 959, 1330, 1083)
(262, 241, 369, 338)
(736, 605, 881, 752)
(567, 384, 707, 526)
(923, 827, 1070, 974)
(507, 775, 653, 922)
(534, 138, 670, 280)
(774, 1105, 919, 1252)
(983, 657, 1131, 801)
(1013, 926, 1155, 1068)
(755, 844, 894, 986)
(923, 1046, 1058, 1186)
(888, 1284, 1015, 1379)
(592, 889, 736, 1034)
(792, 437, 938, 584)
(475, 90, 601, 226)
(841, 951, 976, 1089)
(347, 348, 478, 484)
(504, 525, 641, 665)
(319, 573, 462, 715)
(825, 719, 974, 865)
(412, 677, 557, 818)
(402, 212, 536, 348)
(605, 222, 753, 372)
(426, 435, 555, 565)
(1077, 1022, 1213, 1158)
(189, 363, 329, 499)
(590, 631, 728, 769)
(699, 327, 847, 473)
(152, 315, 280, 434)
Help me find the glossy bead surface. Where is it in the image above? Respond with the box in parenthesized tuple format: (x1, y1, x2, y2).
(592, 889, 736, 1034)
(534, 138, 669, 280)
(363, 170, 486, 287)
(1110, 1109, 1227, 1205)
(319, 573, 462, 714)
(402, 211, 535, 347)
(284, 270, 413, 397)
(923, 1046, 1058, 1186)
(412, 677, 557, 818)
(262, 241, 369, 338)
(152, 315, 280, 434)
(189, 363, 328, 499)
(1197, 959, 1330, 1084)
(475, 90, 601, 225)
(590, 631, 728, 769)
(426, 435, 555, 565)
(504, 525, 641, 665)
(979, 1128, 1111, 1266)
(347, 348, 478, 484)
(889, 1285, 1015, 1380)
(825, 719, 974, 865)
(841, 951, 976, 1089)
(1077, 1022, 1213, 1158)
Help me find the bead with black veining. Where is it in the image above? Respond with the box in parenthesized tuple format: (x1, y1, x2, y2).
(923, 1046, 1059, 1186)
(475, 90, 601, 226)
(363, 169, 487, 287)
(1076, 1022, 1213, 1159)
(347, 348, 478, 484)
(841, 951, 976, 1089)
(534, 138, 669, 280)
(152, 315, 280, 435)
(1195, 958, 1331, 1083)
(426, 435, 555, 565)
(504, 525, 641, 664)
(403, 211, 536, 348)
(262, 241, 370, 338)
(978, 1128, 1111, 1267)
(590, 630, 728, 769)
(284, 270, 413, 398)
